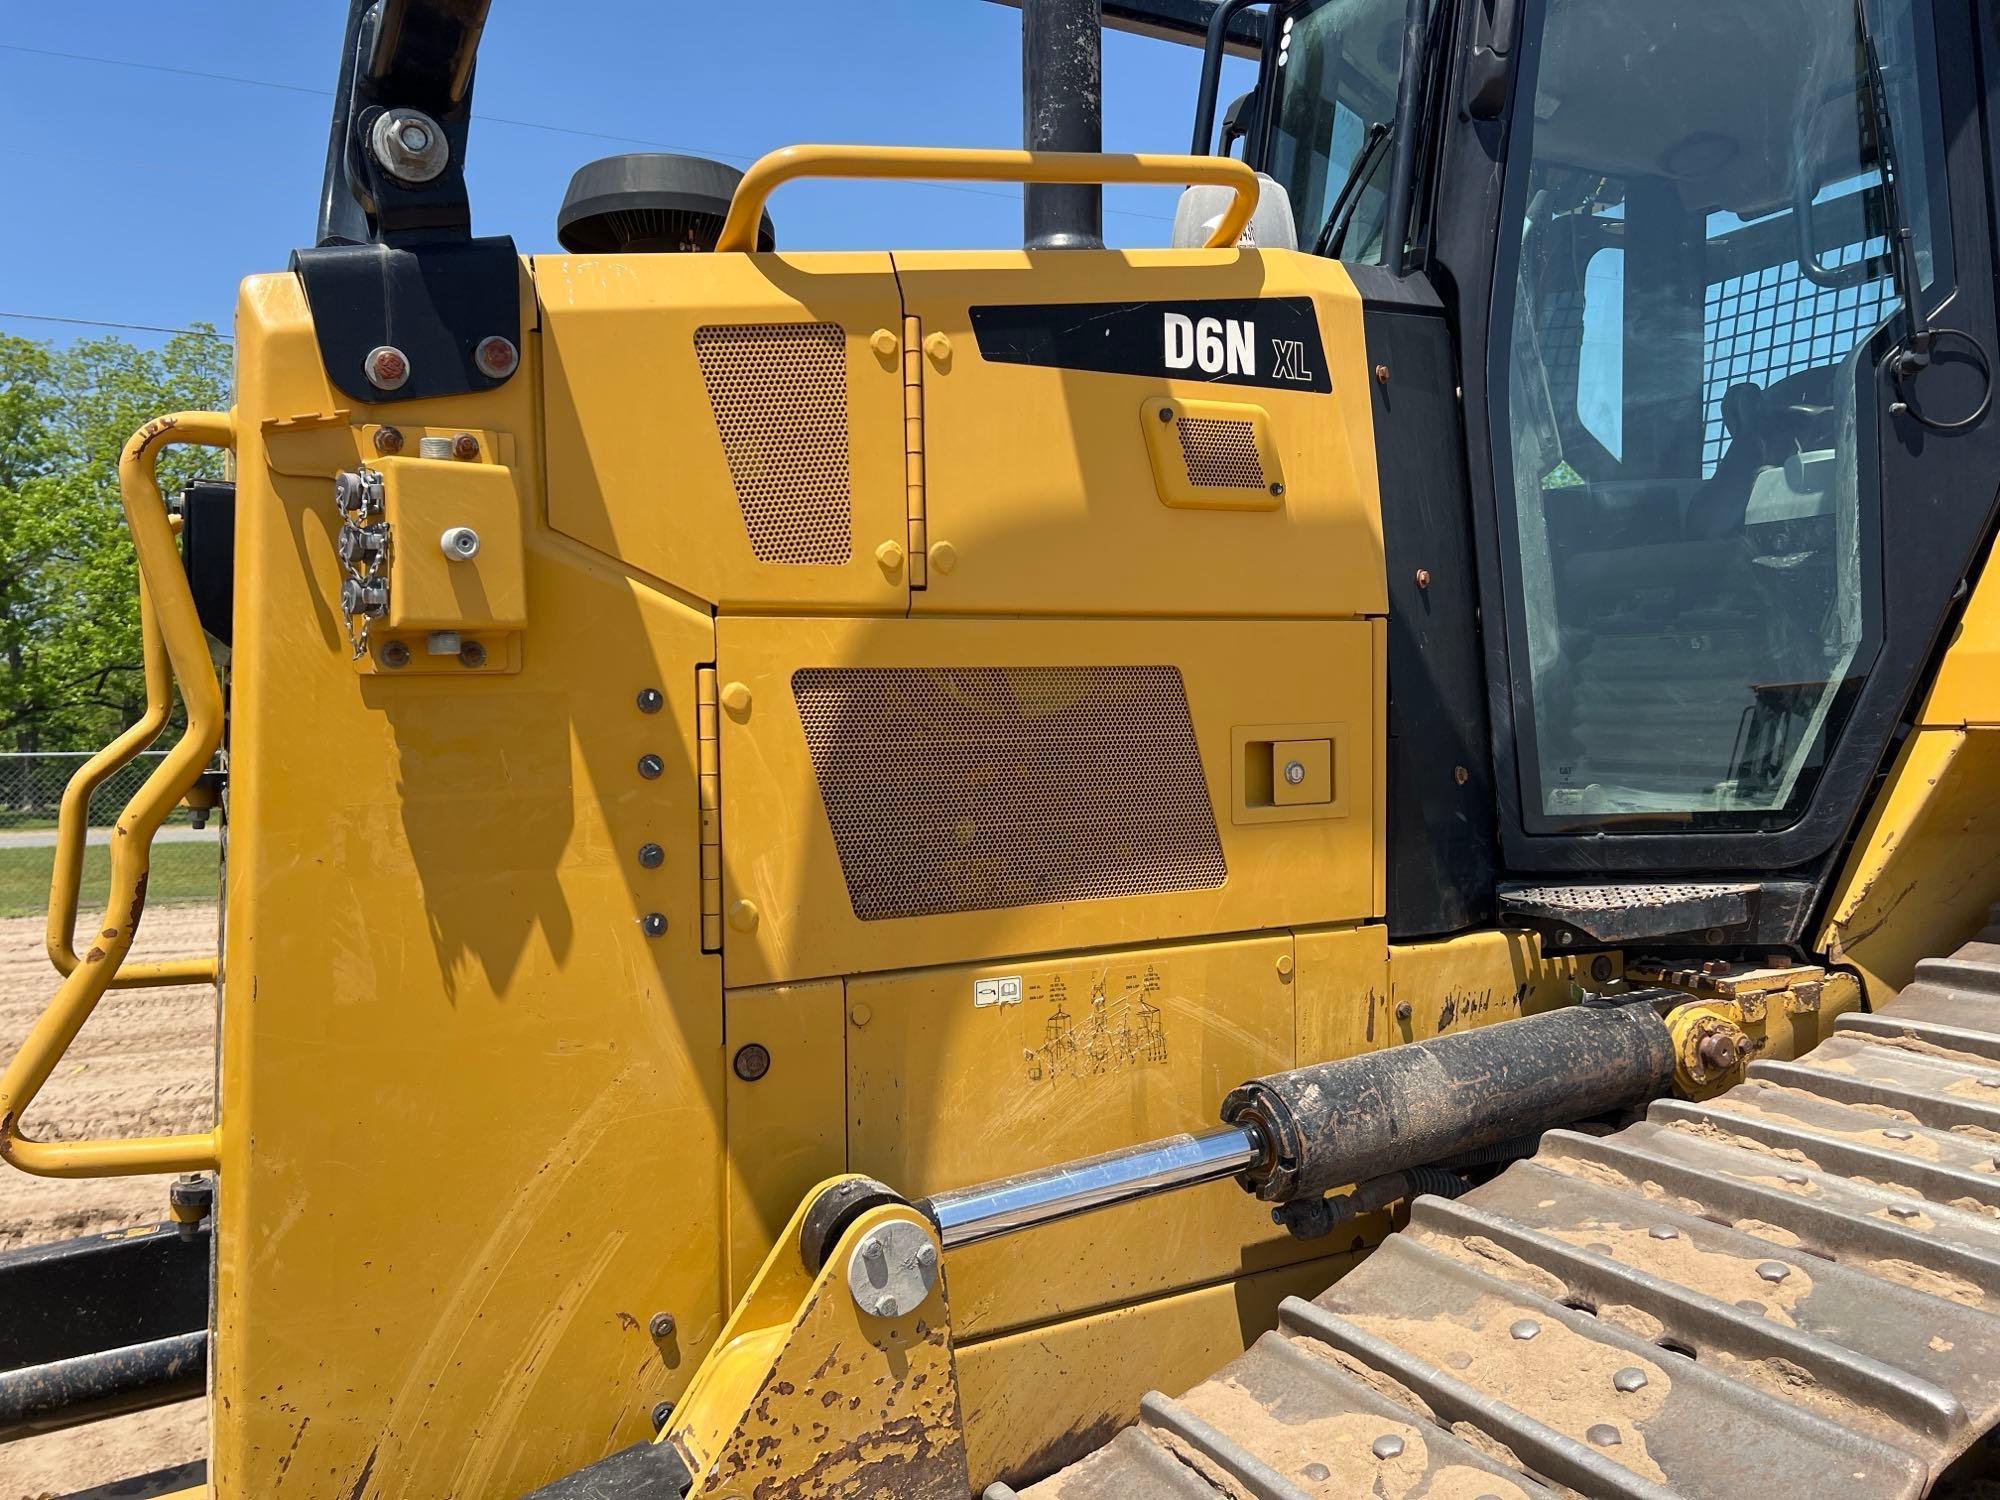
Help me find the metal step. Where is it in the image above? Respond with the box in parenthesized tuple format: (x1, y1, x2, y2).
(993, 915, 2000, 1499)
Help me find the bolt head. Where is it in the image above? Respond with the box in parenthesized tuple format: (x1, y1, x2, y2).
(640, 912, 668, 938)
(1158, 406, 1175, 423)
(1585, 1423, 1622, 1448)
(733, 1043, 771, 1083)
(1883, 1128, 1913, 1141)
(1370, 1433, 1405, 1460)
(1649, 1225, 1680, 1241)
(637, 688, 664, 714)
(365, 345, 410, 390)
(875, 1295, 900, 1318)
(637, 842, 665, 869)
(1612, 1367, 1648, 1393)
(1415, 567, 1432, 588)
(650, 1400, 674, 1431)
(649, 1311, 675, 1340)
(379, 640, 410, 669)
(1509, 1318, 1540, 1341)
(451, 432, 481, 461)
(368, 107, 449, 183)
(638, 753, 664, 780)
(1268, 481, 1285, 497)
(474, 335, 519, 379)
(373, 426, 404, 455)
(1756, 1261, 1790, 1283)
(1697, 1031, 1741, 1071)
(458, 640, 487, 669)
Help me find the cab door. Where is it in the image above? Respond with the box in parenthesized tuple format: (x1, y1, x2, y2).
(1465, 0, 1999, 880)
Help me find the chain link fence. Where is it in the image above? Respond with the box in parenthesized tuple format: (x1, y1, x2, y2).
(0, 751, 219, 918)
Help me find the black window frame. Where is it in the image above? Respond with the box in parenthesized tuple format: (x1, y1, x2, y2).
(1432, 0, 2000, 876)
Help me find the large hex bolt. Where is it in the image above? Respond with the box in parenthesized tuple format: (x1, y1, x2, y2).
(368, 107, 449, 184)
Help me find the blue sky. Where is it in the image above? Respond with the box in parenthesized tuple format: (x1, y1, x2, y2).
(0, 3, 1250, 349)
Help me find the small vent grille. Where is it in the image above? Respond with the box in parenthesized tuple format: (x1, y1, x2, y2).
(694, 322, 852, 564)
(1176, 418, 1266, 488)
(793, 666, 1226, 921)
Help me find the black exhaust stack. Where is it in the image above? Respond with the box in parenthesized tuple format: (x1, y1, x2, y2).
(1022, 0, 1105, 249)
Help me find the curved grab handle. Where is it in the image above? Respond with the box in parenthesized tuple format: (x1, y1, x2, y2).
(46, 520, 217, 990)
(1, 411, 232, 1177)
(715, 145, 1261, 253)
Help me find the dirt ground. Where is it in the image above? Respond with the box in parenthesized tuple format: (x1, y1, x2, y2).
(1, 905, 216, 1498)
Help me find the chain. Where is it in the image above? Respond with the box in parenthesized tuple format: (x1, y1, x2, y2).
(332, 468, 391, 660)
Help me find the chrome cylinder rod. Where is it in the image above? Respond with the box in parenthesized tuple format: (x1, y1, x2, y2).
(921, 1123, 1264, 1249)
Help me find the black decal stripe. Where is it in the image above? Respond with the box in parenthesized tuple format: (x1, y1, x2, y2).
(969, 298, 1333, 393)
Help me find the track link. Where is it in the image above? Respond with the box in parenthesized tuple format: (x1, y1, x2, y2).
(993, 916, 2000, 1499)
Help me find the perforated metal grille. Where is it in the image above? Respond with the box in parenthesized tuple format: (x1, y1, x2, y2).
(792, 666, 1226, 921)
(1175, 418, 1266, 489)
(693, 322, 852, 564)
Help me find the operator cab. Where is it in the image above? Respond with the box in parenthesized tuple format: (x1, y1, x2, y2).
(1189, 0, 1995, 942)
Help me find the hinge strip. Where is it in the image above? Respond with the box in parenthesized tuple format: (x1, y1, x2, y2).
(903, 314, 927, 590)
(696, 665, 723, 953)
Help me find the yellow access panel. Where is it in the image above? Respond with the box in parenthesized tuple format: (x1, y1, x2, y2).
(894, 248, 1385, 620)
(217, 271, 725, 1497)
(846, 933, 1307, 1339)
(537, 252, 910, 613)
(713, 614, 1382, 987)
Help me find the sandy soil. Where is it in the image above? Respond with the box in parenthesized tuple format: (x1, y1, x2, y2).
(0, 906, 217, 1498)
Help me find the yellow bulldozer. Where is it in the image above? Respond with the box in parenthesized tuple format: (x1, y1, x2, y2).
(4, 0, 2000, 1493)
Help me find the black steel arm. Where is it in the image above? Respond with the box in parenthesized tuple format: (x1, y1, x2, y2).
(317, 0, 493, 247)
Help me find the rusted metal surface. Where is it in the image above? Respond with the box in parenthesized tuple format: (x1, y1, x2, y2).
(1002, 916, 2000, 1498)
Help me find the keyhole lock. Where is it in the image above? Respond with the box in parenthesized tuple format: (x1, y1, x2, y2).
(440, 526, 481, 561)
(1283, 760, 1307, 786)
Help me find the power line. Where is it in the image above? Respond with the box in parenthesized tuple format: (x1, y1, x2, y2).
(0, 311, 232, 341)
(0, 43, 1174, 223)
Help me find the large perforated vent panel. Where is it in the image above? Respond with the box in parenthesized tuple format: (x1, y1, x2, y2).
(694, 322, 852, 564)
(1175, 418, 1266, 489)
(792, 666, 1227, 921)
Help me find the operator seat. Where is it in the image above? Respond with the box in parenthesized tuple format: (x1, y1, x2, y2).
(1686, 369, 1838, 539)
(1687, 381, 1785, 538)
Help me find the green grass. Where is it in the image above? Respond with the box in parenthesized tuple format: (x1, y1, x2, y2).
(0, 841, 220, 920)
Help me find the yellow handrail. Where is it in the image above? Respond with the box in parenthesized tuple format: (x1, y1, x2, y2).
(0, 411, 233, 1177)
(714, 144, 1261, 254)
(46, 518, 218, 989)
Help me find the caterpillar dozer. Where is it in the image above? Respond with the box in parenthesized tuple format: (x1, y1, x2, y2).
(5, 0, 2000, 1494)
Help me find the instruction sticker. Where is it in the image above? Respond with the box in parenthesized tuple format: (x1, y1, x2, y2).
(973, 975, 1023, 1008)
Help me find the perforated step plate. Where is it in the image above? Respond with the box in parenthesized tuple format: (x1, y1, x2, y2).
(994, 916, 2000, 1500)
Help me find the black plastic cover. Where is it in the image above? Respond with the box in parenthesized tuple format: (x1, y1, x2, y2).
(557, 153, 774, 254)
(179, 480, 236, 648)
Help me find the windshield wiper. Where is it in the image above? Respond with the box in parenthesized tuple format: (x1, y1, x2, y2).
(1312, 121, 1392, 259)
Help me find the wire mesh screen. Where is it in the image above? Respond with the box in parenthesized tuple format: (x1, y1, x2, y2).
(1701, 238, 1895, 476)
(792, 665, 1226, 921)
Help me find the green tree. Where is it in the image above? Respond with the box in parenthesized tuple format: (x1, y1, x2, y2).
(0, 327, 230, 757)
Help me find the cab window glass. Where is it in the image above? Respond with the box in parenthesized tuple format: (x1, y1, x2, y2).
(1266, 0, 1415, 260)
(1491, 0, 1949, 830)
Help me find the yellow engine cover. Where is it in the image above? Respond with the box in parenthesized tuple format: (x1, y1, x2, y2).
(205, 242, 1582, 1495)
